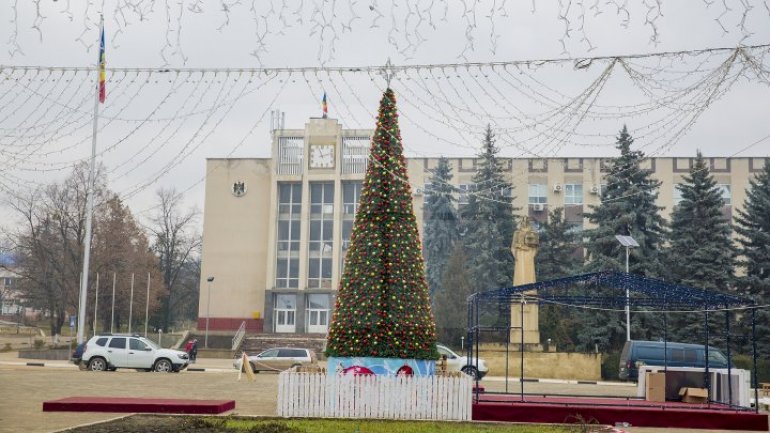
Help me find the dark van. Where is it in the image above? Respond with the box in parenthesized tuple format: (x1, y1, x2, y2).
(618, 340, 730, 381)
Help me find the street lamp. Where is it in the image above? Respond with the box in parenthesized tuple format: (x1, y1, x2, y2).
(205, 276, 214, 349)
(615, 235, 639, 342)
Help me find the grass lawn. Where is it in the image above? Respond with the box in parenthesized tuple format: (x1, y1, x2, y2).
(64, 415, 586, 432)
(221, 418, 573, 432)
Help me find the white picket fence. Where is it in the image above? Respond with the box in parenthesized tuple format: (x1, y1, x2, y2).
(277, 372, 473, 421)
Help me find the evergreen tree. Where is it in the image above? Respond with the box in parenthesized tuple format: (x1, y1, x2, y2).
(734, 161, 770, 356)
(584, 126, 667, 276)
(460, 125, 516, 293)
(581, 126, 667, 351)
(536, 207, 581, 281)
(536, 208, 582, 350)
(666, 152, 737, 343)
(325, 89, 437, 360)
(423, 157, 459, 299)
(434, 244, 473, 346)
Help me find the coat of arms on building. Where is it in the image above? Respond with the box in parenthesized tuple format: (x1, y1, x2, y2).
(232, 181, 247, 197)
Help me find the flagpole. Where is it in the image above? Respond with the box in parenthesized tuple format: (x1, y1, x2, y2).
(77, 14, 104, 345)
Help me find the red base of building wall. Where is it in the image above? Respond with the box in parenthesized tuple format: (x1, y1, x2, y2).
(197, 317, 263, 333)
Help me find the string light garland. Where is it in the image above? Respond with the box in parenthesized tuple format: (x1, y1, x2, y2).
(6, 1, 770, 64)
(0, 44, 768, 211)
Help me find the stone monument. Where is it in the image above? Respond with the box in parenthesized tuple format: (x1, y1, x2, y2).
(510, 216, 541, 347)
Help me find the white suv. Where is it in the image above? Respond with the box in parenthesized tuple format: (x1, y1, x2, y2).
(80, 334, 190, 373)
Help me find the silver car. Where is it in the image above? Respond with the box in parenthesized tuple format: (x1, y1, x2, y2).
(233, 347, 316, 373)
(437, 343, 489, 380)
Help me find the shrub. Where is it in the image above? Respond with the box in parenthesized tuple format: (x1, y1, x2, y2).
(601, 352, 620, 381)
(0, 343, 12, 352)
(732, 354, 770, 384)
(33, 339, 45, 350)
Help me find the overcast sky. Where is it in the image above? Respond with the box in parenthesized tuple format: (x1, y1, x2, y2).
(1, 1, 769, 221)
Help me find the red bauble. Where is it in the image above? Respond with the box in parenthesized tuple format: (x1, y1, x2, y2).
(396, 365, 414, 376)
(343, 365, 375, 376)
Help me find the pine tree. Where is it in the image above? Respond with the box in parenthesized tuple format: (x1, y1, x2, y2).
(734, 161, 770, 356)
(536, 207, 581, 281)
(581, 126, 667, 351)
(536, 207, 582, 350)
(584, 126, 667, 276)
(423, 157, 459, 298)
(434, 244, 473, 346)
(460, 125, 516, 293)
(325, 89, 438, 360)
(666, 152, 737, 343)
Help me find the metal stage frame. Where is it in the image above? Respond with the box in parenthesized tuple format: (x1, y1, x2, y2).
(466, 271, 760, 413)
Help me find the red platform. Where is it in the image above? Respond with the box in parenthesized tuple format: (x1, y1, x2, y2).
(473, 395, 769, 431)
(43, 397, 235, 414)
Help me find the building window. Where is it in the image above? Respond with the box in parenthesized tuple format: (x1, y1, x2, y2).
(309, 182, 334, 289)
(341, 181, 362, 274)
(528, 184, 547, 204)
(276, 183, 301, 289)
(274, 294, 296, 333)
(565, 184, 583, 205)
(342, 136, 370, 174)
(306, 293, 331, 333)
(717, 184, 732, 205)
(277, 137, 304, 175)
(342, 181, 363, 215)
(3, 277, 12, 287)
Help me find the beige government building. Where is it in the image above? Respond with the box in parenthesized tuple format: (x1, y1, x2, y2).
(196, 117, 767, 335)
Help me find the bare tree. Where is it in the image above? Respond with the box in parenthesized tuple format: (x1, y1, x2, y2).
(146, 188, 201, 331)
(2, 164, 106, 337)
(3, 163, 162, 337)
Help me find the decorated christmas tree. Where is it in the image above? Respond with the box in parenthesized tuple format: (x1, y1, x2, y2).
(325, 88, 438, 360)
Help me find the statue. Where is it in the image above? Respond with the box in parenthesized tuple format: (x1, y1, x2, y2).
(510, 216, 542, 347)
(512, 216, 539, 286)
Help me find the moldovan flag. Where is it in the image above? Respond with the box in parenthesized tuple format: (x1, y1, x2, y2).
(321, 92, 328, 118)
(98, 24, 106, 103)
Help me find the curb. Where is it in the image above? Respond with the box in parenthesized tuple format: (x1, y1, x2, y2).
(484, 376, 636, 387)
(185, 367, 237, 373)
(0, 360, 236, 372)
(0, 361, 78, 369)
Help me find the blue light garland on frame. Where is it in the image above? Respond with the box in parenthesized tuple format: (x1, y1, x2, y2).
(471, 271, 754, 310)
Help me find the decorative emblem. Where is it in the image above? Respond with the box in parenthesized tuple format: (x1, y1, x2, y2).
(232, 181, 247, 197)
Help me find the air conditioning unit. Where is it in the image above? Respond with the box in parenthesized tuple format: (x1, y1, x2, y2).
(553, 183, 563, 193)
(532, 203, 545, 212)
(590, 185, 600, 195)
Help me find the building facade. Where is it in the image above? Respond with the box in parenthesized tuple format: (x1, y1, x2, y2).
(0, 269, 30, 321)
(197, 117, 767, 334)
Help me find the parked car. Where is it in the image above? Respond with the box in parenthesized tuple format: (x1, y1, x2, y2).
(619, 340, 730, 381)
(80, 334, 190, 373)
(436, 343, 489, 380)
(233, 347, 316, 373)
